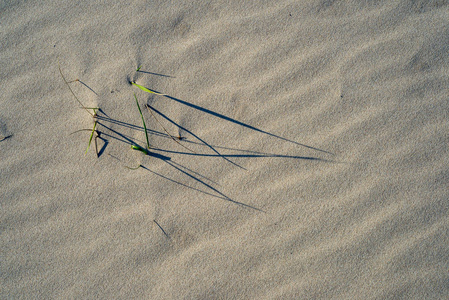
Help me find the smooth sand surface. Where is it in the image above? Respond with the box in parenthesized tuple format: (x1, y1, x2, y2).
(1, 1, 448, 298)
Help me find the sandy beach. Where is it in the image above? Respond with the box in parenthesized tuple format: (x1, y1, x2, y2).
(1, 1, 448, 298)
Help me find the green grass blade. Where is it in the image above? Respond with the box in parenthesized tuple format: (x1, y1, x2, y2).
(131, 82, 165, 95)
(131, 145, 148, 154)
(134, 93, 150, 149)
(85, 121, 97, 154)
(136, 65, 142, 72)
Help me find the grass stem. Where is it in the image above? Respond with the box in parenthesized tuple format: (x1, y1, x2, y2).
(134, 93, 150, 149)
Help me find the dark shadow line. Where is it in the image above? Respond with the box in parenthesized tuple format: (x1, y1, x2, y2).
(93, 120, 331, 162)
(96, 115, 141, 130)
(139, 165, 229, 201)
(169, 160, 220, 186)
(137, 70, 175, 78)
(176, 139, 312, 156)
(164, 160, 264, 212)
(155, 131, 329, 159)
(161, 94, 334, 155)
(96, 108, 312, 163)
(96, 122, 137, 146)
(96, 115, 170, 140)
(97, 108, 110, 118)
(0, 134, 12, 142)
(96, 115, 157, 134)
(90, 130, 133, 146)
(148, 104, 246, 170)
(148, 152, 171, 160)
(151, 147, 331, 162)
(96, 136, 108, 157)
(78, 80, 98, 96)
(153, 219, 170, 239)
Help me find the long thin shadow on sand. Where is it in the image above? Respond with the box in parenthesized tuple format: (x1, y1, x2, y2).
(156, 93, 334, 156)
(96, 115, 166, 139)
(137, 70, 175, 78)
(95, 110, 329, 162)
(138, 157, 264, 212)
(96, 121, 139, 146)
(77, 106, 326, 212)
(170, 140, 332, 161)
(146, 105, 330, 162)
(152, 148, 331, 161)
(100, 130, 253, 209)
(147, 104, 245, 170)
(0, 134, 12, 142)
(95, 112, 237, 166)
(78, 80, 98, 96)
(164, 159, 264, 212)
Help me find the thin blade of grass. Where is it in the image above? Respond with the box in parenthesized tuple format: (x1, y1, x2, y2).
(125, 165, 142, 170)
(131, 82, 166, 95)
(134, 93, 150, 149)
(85, 121, 97, 154)
(145, 104, 196, 153)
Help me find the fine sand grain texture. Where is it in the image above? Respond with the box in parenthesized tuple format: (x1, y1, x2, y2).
(1, 1, 448, 299)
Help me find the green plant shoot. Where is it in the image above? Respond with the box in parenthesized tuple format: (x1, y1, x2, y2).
(134, 93, 150, 149)
(131, 82, 165, 95)
(86, 121, 97, 154)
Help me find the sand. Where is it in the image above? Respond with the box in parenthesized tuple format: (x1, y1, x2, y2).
(1, 1, 448, 298)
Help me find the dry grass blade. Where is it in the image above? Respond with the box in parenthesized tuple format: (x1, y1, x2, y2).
(145, 104, 196, 153)
(58, 60, 95, 117)
(125, 164, 142, 170)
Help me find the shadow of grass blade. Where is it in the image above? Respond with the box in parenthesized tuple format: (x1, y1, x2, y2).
(134, 93, 150, 149)
(145, 104, 196, 153)
(0, 134, 12, 142)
